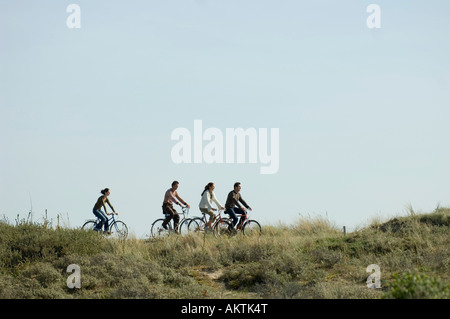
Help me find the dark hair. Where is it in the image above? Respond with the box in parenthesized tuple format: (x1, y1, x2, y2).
(100, 188, 110, 195)
(172, 181, 179, 187)
(201, 182, 214, 196)
(234, 182, 241, 189)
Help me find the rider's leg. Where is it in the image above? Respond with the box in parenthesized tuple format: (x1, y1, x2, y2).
(225, 208, 239, 228)
(208, 210, 216, 228)
(103, 215, 109, 232)
(204, 209, 216, 228)
(93, 209, 107, 231)
(234, 208, 246, 228)
(200, 208, 210, 227)
(162, 203, 177, 229)
(200, 208, 216, 227)
(173, 211, 180, 232)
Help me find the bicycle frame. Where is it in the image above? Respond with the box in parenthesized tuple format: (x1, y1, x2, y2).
(83, 212, 128, 239)
(227, 211, 261, 237)
(232, 212, 250, 230)
(199, 210, 227, 229)
(162, 206, 190, 230)
(93, 214, 117, 229)
(180, 206, 190, 219)
(186, 209, 231, 238)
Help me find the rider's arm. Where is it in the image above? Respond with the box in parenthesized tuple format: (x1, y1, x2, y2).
(166, 189, 181, 206)
(102, 203, 109, 215)
(105, 198, 115, 213)
(238, 195, 250, 210)
(175, 193, 187, 206)
(211, 192, 224, 210)
(202, 191, 213, 210)
(226, 191, 243, 209)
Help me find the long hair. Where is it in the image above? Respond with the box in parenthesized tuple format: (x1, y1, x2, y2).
(201, 182, 214, 196)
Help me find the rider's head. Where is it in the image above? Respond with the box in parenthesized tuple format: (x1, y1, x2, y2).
(233, 182, 241, 192)
(202, 182, 215, 196)
(101, 188, 110, 196)
(172, 181, 179, 190)
(207, 182, 215, 191)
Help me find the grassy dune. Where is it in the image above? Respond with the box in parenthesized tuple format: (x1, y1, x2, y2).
(0, 208, 449, 299)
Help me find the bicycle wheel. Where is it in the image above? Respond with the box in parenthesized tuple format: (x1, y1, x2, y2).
(214, 219, 232, 238)
(110, 221, 128, 239)
(242, 220, 262, 237)
(151, 218, 171, 238)
(81, 220, 97, 231)
(178, 218, 192, 235)
(187, 217, 205, 233)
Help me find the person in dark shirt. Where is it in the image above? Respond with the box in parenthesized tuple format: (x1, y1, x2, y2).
(92, 188, 117, 233)
(224, 182, 252, 229)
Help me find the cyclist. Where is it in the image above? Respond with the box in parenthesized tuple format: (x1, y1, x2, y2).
(92, 188, 118, 233)
(162, 181, 190, 232)
(199, 182, 224, 229)
(224, 182, 252, 230)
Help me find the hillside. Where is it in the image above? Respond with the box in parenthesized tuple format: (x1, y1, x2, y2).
(0, 208, 449, 299)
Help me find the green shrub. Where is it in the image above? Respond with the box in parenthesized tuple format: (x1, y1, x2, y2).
(220, 262, 278, 291)
(384, 271, 450, 299)
(20, 262, 63, 288)
(0, 222, 108, 267)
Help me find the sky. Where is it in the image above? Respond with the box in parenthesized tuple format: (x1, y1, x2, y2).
(1, 0, 450, 238)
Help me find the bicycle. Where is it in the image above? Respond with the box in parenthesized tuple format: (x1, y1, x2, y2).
(150, 206, 191, 238)
(82, 213, 128, 240)
(228, 211, 262, 237)
(187, 209, 232, 238)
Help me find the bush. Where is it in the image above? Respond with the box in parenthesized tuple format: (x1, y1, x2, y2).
(384, 271, 450, 299)
(20, 262, 63, 288)
(0, 222, 108, 267)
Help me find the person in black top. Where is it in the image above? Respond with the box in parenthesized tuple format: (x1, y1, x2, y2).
(224, 182, 252, 229)
(92, 188, 117, 233)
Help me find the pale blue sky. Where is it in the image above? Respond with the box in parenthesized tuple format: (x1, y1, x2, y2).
(1, 1, 450, 237)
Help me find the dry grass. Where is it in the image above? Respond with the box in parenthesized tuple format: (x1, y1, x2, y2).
(0, 208, 449, 299)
